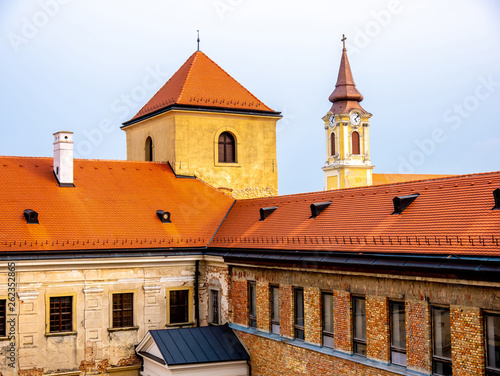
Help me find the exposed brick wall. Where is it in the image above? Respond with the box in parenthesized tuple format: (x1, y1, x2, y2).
(334, 290, 352, 353)
(257, 282, 270, 332)
(451, 306, 485, 376)
(280, 285, 294, 338)
(236, 330, 401, 376)
(406, 300, 432, 374)
(304, 287, 321, 345)
(366, 296, 389, 362)
(232, 279, 248, 326)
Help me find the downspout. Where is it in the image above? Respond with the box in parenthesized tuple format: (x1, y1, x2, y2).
(195, 259, 200, 327)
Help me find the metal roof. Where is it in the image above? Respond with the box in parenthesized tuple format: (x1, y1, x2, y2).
(148, 325, 249, 366)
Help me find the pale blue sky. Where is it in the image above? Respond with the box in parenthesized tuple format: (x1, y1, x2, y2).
(1, 0, 499, 195)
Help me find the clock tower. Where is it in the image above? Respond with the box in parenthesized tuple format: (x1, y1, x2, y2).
(322, 37, 374, 190)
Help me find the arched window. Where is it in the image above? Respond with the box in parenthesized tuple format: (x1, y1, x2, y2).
(145, 137, 153, 161)
(330, 133, 336, 156)
(352, 131, 360, 155)
(218, 132, 236, 163)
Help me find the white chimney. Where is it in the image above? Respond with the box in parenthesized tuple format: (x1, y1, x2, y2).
(53, 131, 74, 187)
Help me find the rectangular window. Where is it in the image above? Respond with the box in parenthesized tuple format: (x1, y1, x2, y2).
(322, 292, 334, 348)
(353, 296, 367, 356)
(390, 301, 407, 367)
(248, 282, 257, 328)
(169, 290, 189, 324)
(0, 299, 5, 337)
(209, 290, 219, 325)
(485, 312, 500, 376)
(49, 296, 73, 333)
(432, 306, 452, 376)
(294, 287, 304, 340)
(112, 293, 133, 328)
(270, 285, 280, 335)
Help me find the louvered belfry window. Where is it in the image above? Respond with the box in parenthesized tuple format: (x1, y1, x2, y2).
(218, 132, 236, 163)
(352, 131, 360, 155)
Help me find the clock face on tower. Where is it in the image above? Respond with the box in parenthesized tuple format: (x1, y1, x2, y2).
(329, 114, 335, 127)
(350, 112, 361, 126)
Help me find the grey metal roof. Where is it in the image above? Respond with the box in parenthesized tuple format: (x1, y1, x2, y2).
(148, 324, 249, 366)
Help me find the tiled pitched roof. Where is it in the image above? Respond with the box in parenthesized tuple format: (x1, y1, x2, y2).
(372, 173, 453, 186)
(211, 172, 500, 256)
(126, 51, 276, 124)
(0, 157, 233, 252)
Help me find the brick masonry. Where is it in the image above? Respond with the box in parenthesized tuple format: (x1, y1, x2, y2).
(304, 287, 321, 345)
(232, 279, 248, 326)
(406, 300, 432, 374)
(451, 306, 485, 376)
(257, 282, 270, 332)
(334, 290, 352, 353)
(366, 296, 390, 362)
(280, 285, 294, 338)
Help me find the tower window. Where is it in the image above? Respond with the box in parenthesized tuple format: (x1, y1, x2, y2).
(145, 136, 153, 161)
(330, 133, 336, 156)
(218, 132, 236, 163)
(352, 131, 360, 155)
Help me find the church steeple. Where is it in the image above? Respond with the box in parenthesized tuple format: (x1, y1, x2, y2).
(322, 36, 373, 191)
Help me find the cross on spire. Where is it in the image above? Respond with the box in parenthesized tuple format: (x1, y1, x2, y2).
(197, 30, 200, 51)
(341, 34, 347, 49)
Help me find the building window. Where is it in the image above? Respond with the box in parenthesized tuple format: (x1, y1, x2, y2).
(352, 131, 360, 155)
(353, 296, 367, 356)
(218, 132, 236, 163)
(270, 285, 280, 335)
(145, 136, 153, 161)
(432, 306, 452, 375)
(485, 312, 500, 375)
(330, 133, 336, 156)
(112, 293, 133, 328)
(294, 287, 305, 340)
(169, 290, 190, 324)
(390, 301, 407, 367)
(248, 281, 257, 328)
(209, 289, 219, 325)
(322, 292, 334, 348)
(0, 300, 5, 337)
(49, 296, 73, 333)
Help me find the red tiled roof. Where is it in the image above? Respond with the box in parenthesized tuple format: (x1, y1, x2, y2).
(372, 173, 453, 186)
(0, 157, 234, 252)
(211, 172, 500, 256)
(127, 51, 276, 123)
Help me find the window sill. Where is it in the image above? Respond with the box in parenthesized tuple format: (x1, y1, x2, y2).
(214, 162, 241, 168)
(107, 326, 139, 332)
(165, 321, 195, 328)
(45, 331, 77, 337)
(208, 322, 220, 326)
(0, 336, 10, 341)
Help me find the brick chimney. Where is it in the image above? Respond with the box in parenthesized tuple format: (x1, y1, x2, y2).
(53, 131, 74, 187)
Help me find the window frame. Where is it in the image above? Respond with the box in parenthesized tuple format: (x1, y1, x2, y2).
(294, 287, 305, 341)
(389, 300, 407, 367)
(145, 136, 154, 161)
(166, 287, 193, 326)
(209, 289, 220, 325)
(218, 132, 236, 163)
(351, 130, 361, 155)
(322, 291, 334, 348)
(352, 295, 367, 356)
(330, 132, 336, 157)
(484, 311, 500, 376)
(0, 299, 6, 338)
(270, 285, 280, 335)
(431, 305, 452, 376)
(248, 281, 257, 328)
(111, 292, 134, 329)
(45, 293, 77, 335)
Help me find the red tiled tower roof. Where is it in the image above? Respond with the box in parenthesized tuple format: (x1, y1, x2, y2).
(125, 51, 277, 124)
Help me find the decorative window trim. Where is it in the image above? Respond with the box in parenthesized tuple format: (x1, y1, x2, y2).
(45, 292, 77, 335)
(214, 127, 242, 167)
(330, 132, 338, 158)
(166, 287, 194, 326)
(350, 130, 362, 155)
(109, 290, 136, 330)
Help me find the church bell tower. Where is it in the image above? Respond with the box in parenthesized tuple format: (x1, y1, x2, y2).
(322, 36, 373, 190)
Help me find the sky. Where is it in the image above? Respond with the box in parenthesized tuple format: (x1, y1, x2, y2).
(1, 0, 499, 195)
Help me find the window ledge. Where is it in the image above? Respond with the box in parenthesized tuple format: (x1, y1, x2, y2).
(107, 326, 139, 332)
(229, 324, 430, 376)
(0, 336, 10, 341)
(165, 321, 195, 328)
(214, 162, 241, 168)
(45, 331, 77, 337)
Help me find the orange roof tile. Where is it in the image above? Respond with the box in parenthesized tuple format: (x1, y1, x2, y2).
(126, 51, 277, 124)
(0, 157, 234, 252)
(372, 173, 453, 186)
(210, 172, 500, 256)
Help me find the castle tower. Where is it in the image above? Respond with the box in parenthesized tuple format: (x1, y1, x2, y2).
(121, 51, 281, 199)
(322, 37, 373, 190)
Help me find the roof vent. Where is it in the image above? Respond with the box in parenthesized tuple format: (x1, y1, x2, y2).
(310, 201, 332, 218)
(393, 194, 419, 214)
(260, 206, 278, 221)
(156, 210, 171, 223)
(23, 209, 39, 224)
(493, 188, 500, 210)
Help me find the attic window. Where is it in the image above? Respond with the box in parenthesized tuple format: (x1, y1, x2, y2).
(260, 206, 278, 221)
(23, 209, 39, 224)
(156, 210, 171, 223)
(310, 202, 332, 218)
(493, 188, 500, 210)
(392, 194, 419, 215)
